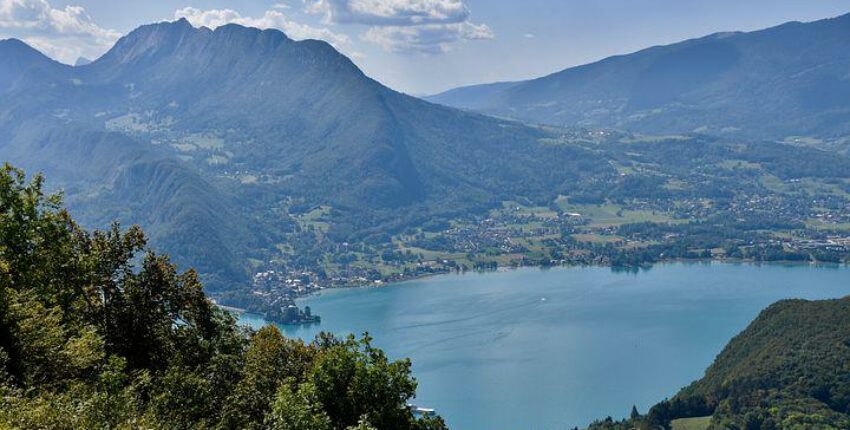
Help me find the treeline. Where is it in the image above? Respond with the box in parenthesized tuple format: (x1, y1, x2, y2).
(0, 164, 445, 430)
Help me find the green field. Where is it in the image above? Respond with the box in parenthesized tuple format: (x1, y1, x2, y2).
(807, 219, 850, 232)
(571, 233, 623, 244)
(555, 199, 676, 227)
(295, 205, 332, 233)
(671, 416, 711, 430)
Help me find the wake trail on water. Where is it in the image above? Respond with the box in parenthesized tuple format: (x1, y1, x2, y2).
(395, 297, 545, 331)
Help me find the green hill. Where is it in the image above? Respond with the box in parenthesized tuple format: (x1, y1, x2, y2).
(585, 296, 850, 430)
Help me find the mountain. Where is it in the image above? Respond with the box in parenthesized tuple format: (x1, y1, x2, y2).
(0, 117, 259, 291)
(5, 18, 850, 299)
(74, 57, 92, 66)
(428, 13, 850, 145)
(0, 39, 69, 93)
(0, 19, 606, 293)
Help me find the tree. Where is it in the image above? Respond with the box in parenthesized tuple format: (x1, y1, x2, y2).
(309, 333, 443, 430)
(346, 417, 378, 430)
(267, 381, 332, 430)
(0, 164, 448, 429)
(221, 326, 315, 429)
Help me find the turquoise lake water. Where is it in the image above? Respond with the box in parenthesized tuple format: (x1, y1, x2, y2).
(239, 263, 850, 430)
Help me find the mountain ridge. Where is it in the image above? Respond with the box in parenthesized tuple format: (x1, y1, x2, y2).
(427, 12, 850, 144)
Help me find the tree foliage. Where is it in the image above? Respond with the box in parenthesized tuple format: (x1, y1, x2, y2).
(0, 164, 446, 430)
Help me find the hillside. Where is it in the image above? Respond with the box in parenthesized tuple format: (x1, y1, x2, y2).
(24, 18, 601, 214)
(584, 296, 850, 430)
(675, 297, 850, 429)
(428, 13, 850, 146)
(0, 119, 259, 290)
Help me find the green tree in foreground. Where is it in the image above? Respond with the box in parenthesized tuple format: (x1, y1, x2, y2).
(0, 163, 447, 430)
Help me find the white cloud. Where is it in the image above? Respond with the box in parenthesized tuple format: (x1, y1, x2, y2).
(364, 21, 491, 54)
(174, 7, 350, 49)
(307, 0, 469, 26)
(523, 33, 535, 39)
(0, 0, 120, 63)
(306, 0, 492, 54)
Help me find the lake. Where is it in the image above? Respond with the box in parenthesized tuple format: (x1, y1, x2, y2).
(239, 262, 850, 430)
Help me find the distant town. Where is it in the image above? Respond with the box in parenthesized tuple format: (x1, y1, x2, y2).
(235, 195, 850, 324)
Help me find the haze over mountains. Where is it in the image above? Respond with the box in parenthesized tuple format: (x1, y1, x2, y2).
(0, 18, 602, 292)
(429, 13, 850, 146)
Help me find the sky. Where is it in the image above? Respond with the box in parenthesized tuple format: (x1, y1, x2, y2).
(2, 0, 850, 95)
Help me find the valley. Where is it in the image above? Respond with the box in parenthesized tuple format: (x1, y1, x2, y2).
(227, 132, 850, 322)
(4, 16, 850, 325)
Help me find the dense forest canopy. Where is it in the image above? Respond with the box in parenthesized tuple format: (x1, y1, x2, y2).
(0, 163, 446, 430)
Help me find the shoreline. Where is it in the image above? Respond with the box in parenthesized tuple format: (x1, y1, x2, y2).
(298, 257, 848, 298)
(238, 261, 850, 429)
(343, 256, 846, 287)
(223, 258, 848, 323)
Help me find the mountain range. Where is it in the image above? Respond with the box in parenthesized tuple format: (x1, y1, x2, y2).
(4, 14, 850, 297)
(428, 13, 850, 147)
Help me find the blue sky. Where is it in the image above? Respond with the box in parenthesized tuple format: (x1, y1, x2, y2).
(3, 0, 850, 94)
